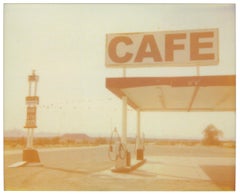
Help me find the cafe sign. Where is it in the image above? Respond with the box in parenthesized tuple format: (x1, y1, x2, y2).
(106, 28, 219, 67)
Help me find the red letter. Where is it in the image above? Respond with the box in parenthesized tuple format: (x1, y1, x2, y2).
(108, 36, 133, 63)
(165, 33, 186, 61)
(134, 35, 162, 62)
(190, 32, 214, 60)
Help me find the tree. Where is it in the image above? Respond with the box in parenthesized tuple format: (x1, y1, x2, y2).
(202, 124, 223, 146)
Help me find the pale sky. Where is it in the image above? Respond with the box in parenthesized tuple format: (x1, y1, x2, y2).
(3, 3, 236, 140)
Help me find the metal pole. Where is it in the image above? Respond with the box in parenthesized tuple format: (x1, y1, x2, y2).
(122, 96, 127, 145)
(27, 129, 30, 148)
(34, 81, 38, 96)
(196, 66, 200, 76)
(30, 128, 34, 148)
(136, 109, 141, 147)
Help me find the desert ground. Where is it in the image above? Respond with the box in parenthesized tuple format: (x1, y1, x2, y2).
(4, 144, 235, 191)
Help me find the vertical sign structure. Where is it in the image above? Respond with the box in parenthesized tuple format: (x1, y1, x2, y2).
(24, 70, 39, 149)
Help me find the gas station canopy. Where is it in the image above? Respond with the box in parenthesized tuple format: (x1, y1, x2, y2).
(106, 75, 235, 112)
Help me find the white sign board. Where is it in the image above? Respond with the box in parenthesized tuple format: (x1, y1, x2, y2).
(106, 28, 219, 68)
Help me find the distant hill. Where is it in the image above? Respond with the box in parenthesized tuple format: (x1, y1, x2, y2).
(4, 129, 92, 141)
(4, 129, 25, 137)
(61, 133, 91, 142)
(4, 129, 60, 138)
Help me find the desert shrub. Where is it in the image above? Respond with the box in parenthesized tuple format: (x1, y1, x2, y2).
(202, 124, 223, 146)
(94, 137, 107, 145)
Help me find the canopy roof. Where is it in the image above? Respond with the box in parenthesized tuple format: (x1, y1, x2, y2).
(106, 75, 235, 112)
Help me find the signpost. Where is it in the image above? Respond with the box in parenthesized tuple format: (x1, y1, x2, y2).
(22, 70, 41, 164)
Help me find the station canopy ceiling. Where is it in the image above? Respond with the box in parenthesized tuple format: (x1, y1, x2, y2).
(106, 75, 236, 112)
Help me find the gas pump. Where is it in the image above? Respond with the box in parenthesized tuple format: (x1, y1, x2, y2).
(108, 128, 131, 169)
(136, 132, 145, 160)
(108, 128, 126, 161)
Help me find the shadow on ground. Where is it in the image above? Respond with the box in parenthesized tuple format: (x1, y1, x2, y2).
(200, 165, 235, 190)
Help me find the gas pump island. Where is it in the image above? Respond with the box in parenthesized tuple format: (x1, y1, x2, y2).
(105, 28, 236, 172)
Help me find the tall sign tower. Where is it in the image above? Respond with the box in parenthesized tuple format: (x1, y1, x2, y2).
(23, 70, 41, 163)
